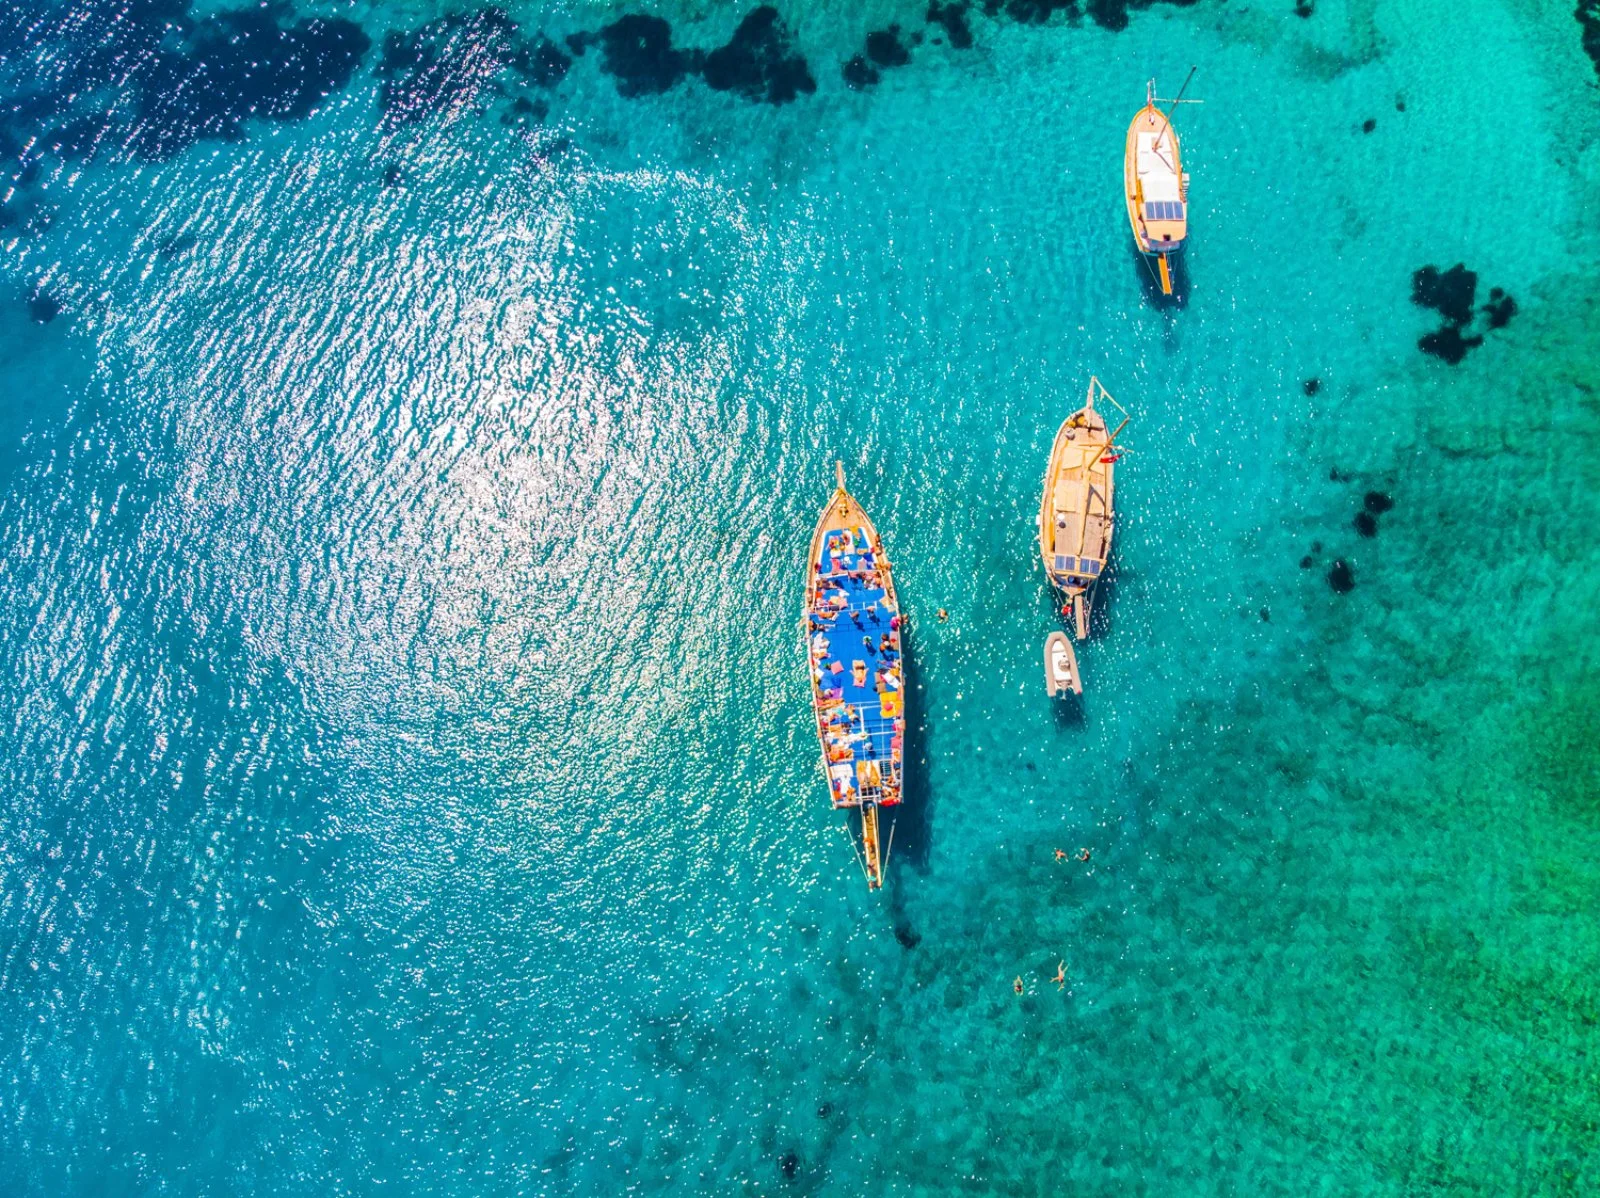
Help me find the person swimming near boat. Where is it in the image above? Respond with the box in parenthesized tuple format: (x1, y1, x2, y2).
(1013, 976, 1024, 995)
(1052, 961, 1066, 989)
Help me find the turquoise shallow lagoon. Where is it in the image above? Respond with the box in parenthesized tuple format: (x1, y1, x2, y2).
(2, 0, 1598, 1192)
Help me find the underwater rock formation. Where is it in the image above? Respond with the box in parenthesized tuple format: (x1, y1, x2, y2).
(701, 7, 816, 105)
(578, 14, 703, 97)
(843, 25, 913, 88)
(1578, 1, 1600, 83)
(1412, 264, 1514, 364)
(927, 2, 976, 48)
(26, 286, 60, 324)
(378, 9, 529, 126)
(1413, 263, 1478, 325)
(1328, 558, 1355, 593)
(0, 1, 370, 164)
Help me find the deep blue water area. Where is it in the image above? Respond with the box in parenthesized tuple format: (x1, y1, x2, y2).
(2, 0, 1599, 1193)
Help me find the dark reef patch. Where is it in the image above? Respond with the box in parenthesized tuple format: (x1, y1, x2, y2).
(893, 922, 922, 949)
(927, 2, 976, 48)
(134, 9, 371, 158)
(843, 25, 913, 88)
(1300, 555, 1314, 569)
(778, 1150, 800, 1180)
(867, 27, 912, 68)
(0, 1, 370, 164)
(1578, 1, 1600, 83)
(1412, 263, 1512, 364)
(1412, 263, 1477, 325)
(1303, 377, 1321, 396)
(1418, 325, 1483, 366)
(579, 14, 703, 98)
(1084, 0, 1202, 33)
(26, 286, 60, 324)
(1328, 559, 1355, 594)
(378, 10, 560, 128)
(519, 36, 575, 88)
(1363, 491, 1394, 514)
(1354, 511, 1377, 538)
(842, 55, 880, 89)
(701, 7, 816, 105)
(500, 95, 550, 129)
(1484, 287, 1516, 329)
(1361, 117, 1376, 133)
(1295, 0, 1315, 15)
(816, 1102, 833, 1118)
(985, 0, 1074, 24)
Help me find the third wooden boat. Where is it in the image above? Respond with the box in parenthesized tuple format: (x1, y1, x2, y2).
(1039, 377, 1127, 639)
(1124, 74, 1195, 296)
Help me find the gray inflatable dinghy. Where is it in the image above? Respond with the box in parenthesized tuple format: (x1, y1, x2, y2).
(1044, 631, 1082, 696)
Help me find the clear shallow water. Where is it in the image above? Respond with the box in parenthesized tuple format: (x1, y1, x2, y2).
(2, 0, 1598, 1192)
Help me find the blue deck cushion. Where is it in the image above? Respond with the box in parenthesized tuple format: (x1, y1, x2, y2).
(810, 527, 904, 786)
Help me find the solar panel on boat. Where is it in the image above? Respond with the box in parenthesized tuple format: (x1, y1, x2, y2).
(1144, 200, 1184, 221)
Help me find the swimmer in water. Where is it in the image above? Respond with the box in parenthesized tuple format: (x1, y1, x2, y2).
(1054, 848, 1067, 861)
(937, 609, 948, 622)
(1013, 976, 1024, 996)
(1078, 848, 1091, 863)
(1052, 961, 1066, 989)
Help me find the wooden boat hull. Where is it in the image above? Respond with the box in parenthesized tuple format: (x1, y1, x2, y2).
(804, 465, 905, 890)
(1124, 98, 1187, 293)
(1039, 380, 1117, 617)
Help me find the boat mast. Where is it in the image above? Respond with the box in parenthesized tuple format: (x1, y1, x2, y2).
(1163, 66, 1198, 124)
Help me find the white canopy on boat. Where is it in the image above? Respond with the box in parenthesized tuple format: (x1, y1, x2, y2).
(1136, 131, 1181, 202)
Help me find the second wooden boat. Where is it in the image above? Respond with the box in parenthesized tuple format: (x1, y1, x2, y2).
(1040, 377, 1127, 639)
(804, 463, 904, 890)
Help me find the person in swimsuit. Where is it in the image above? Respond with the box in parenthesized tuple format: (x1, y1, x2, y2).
(1052, 961, 1066, 989)
(1013, 976, 1024, 996)
(1078, 848, 1091, 863)
(1054, 848, 1067, 861)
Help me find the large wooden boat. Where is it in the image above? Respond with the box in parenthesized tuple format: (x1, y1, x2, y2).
(804, 463, 904, 890)
(1040, 378, 1127, 639)
(1124, 76, 1193, 296)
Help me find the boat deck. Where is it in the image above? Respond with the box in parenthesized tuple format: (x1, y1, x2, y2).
(807, 526, 904, 808)
(1125, 105, 1187, 253)
(1041, 405, 1116, 593)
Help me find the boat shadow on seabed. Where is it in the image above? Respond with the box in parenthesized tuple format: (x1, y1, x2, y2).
(881, 624, 933, 922)
(1131, 241, 1190, 311)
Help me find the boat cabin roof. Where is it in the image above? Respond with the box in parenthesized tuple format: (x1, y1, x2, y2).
(1136, 130, 1181, 202)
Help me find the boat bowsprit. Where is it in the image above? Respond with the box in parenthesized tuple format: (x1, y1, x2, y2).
(804, 463, 905, 890)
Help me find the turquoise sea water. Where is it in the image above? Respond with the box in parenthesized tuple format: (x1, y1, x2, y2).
(2, 0, 1599, 1192)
